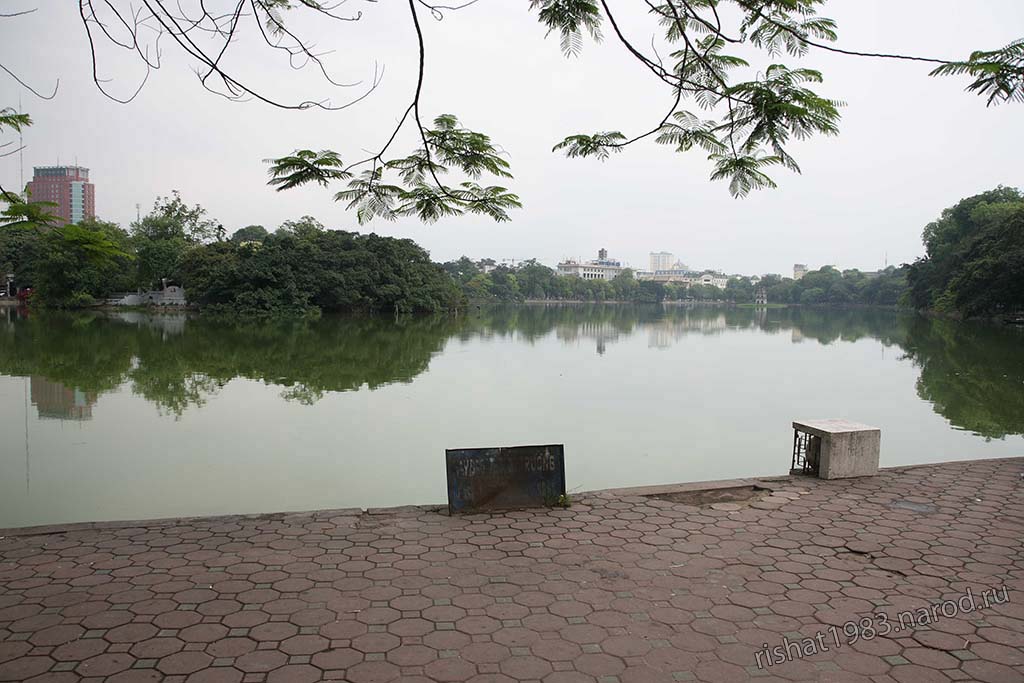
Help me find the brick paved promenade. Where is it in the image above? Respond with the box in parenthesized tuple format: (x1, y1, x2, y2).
(2, 458, 1023, 683)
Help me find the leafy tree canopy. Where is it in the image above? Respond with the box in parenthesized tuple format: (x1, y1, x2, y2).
(179, 227, 463, 316)
(268, 115, 521, 224)
(0, 111, 133, 304)
(31, 223, 134, 308)
(906, 186, 1024, 316)
(254, 0, 1019, 205)
(230, 224, 269, 244)
(0, 193, 59, 231)
(129, 191, 223, 289)
(132, 191, 221, 244)
(275, 215, 325, 240)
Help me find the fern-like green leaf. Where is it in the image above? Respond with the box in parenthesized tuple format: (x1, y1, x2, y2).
(552, 132, 626, 160)
(456, 183, 523, 222)
(529, 0, 602, 57)
(709, 152, 783, 198)
(266, 150, 352, 191)
(930, 39, 1024, 106)
(334, 169, 402, 224)
(0, 108, 31, 134)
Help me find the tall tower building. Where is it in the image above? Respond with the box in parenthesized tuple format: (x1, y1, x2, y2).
(650, 251, 675, 272)
(25, 166, 95, 224)
(793, 263, 808, 280)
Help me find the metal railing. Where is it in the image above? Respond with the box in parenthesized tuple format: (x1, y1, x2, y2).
(791, 430, 820, 475)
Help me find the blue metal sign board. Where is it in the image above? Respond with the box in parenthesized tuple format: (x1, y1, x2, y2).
(445, 444, 566, 513)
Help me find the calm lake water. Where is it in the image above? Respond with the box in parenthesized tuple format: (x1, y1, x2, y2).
(1, 305, 1022, 529)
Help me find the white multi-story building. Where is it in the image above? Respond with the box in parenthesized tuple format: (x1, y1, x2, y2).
(794, 263, 808, 280)
(698, 272, 729, 288)
(637, 269, 728, 289)
(649, 251, 675, 272)
(557, 249, 628, 282)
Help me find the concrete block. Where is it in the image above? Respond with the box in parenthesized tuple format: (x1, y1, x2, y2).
(792, 419, 880, 479)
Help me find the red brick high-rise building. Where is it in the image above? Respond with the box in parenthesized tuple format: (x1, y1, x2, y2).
(25, 166, 96, 224)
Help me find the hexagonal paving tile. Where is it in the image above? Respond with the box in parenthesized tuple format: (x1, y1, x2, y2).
(0, 458, 1022, 683)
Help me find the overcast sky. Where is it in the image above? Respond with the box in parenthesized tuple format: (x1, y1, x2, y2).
(1, 0, 1021, 275)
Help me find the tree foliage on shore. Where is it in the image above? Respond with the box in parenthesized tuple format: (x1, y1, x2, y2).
(7, 184, 1019, 319)
(0, 201, 134, 308)
(180, 224, 462, 316)
(756, 267, 908, 306)
(1, 193, 460, 315)
(0, 190, 216, 307)
(442, 259, 673, 303)
(442, 257, 907, 306)
(905, 186, 1024, 317)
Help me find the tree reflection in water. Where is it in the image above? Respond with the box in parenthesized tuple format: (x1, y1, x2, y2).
(0, 306, 1020, 439)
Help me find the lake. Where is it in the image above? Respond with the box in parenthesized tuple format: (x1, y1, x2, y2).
(1, 304, 1022, 529)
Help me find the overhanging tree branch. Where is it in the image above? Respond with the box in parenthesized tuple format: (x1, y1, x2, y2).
(6, 0, 1018, 216)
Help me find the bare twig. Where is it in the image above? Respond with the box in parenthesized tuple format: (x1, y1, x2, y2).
(0, 64, 59, 100)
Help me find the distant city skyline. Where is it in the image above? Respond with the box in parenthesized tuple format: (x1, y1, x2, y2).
(473, 250, 884, 279)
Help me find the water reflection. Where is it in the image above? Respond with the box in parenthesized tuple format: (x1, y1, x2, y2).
(901, 317, 1024, 440)
(1, 310, 460, 415)
(31, 377, 97, 421)
(1, 305, 1021, 439)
